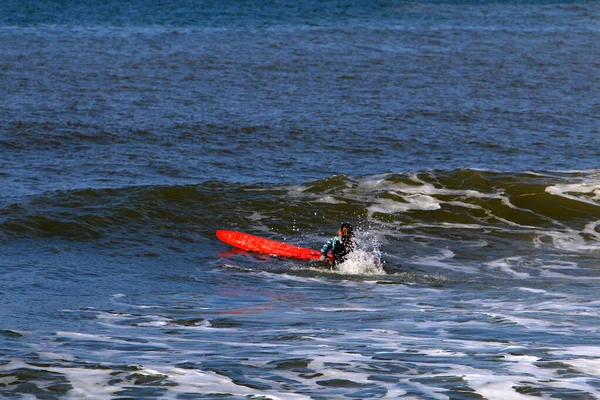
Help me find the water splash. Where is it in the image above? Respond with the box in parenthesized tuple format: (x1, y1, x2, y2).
(336, 248, 385, 276)
(335, 227, 385, 276)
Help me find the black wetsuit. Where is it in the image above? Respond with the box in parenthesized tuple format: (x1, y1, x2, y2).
(321, 236, 353, 265)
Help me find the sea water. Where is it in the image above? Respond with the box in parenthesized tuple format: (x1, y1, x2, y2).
(1, 1, 600, 398)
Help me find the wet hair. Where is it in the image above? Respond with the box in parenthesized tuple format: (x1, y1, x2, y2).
(340, 222, 354, 248)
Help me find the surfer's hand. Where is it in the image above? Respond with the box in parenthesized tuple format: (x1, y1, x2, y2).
(319, 255, 332, 265)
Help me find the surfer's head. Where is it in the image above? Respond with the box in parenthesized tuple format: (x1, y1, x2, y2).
(339, 222, 354, 239)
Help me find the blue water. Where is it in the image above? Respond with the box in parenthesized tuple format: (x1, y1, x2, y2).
(1, 1, 600, 398)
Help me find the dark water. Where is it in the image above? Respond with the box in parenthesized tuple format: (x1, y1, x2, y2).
(1, 1, 600, 398)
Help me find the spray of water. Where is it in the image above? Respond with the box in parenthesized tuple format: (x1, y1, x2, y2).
(335, 227, 386, 275)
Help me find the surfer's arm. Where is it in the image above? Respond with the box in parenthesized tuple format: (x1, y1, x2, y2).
(320, 237, 338, 261)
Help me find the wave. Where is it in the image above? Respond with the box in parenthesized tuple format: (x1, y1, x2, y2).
(1, 169, 599, 260)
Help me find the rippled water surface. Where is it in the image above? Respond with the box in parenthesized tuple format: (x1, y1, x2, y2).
(1, 1, 599, 398)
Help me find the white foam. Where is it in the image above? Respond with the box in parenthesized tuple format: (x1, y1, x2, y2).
(546, 183, 600, 206)
(516, 287, 547, 294)
(368, 197, 419, 214)
(563, 358, 600, 376)
(154, 366, 311, 400)
(425, 349, 467, 358)
(552, 346, 600, 357)
(0, 376, 19, 387)
(484, 257, 532, 279)
(396, 193, 441, 211)
(49, 362, 310, 400)
(335, 249, 386, 275)
(398, 378, 450, 400)
(544, 226, 600, 253)
(10, 355, 312, 400)
(540, 269, 600, 281)
(411, 249, 481, 274)
(36, 352, 76, 361)
(445, 200, 485, 210)
(360, 174, 495, 200)
(56, 331, 171, 350)
(312, 307, 382, 312)
(0, 360, 30, 372)
(136, 320, 170, 327)
(356, 175, 395, 191)
(288, 348, 409, 398)
(489, 312, 572, 333)
(361, 175, 503, 215)
(316, 195, 343, 204)
(56, 331, 120, 342)
(448, 365, 540, 400)
(583, 220, 600, 239)
(540, 259, 580, 270)
(59, 368, 119, 399)
(0, 360, 125, 399)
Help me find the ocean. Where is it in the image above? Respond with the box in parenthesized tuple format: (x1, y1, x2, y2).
(1, 0, 599, 398)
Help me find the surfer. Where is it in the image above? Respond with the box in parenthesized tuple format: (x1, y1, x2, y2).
(320, 222, 355, 265)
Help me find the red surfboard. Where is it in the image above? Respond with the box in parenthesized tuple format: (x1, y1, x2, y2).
(216, 230, 325, 261)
